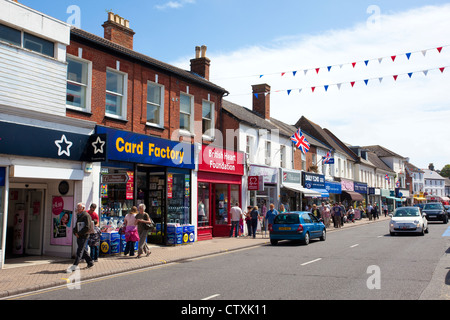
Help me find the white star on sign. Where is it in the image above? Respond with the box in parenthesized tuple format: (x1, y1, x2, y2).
(92, 136, 105, 154)
(55, 134, 73, 157)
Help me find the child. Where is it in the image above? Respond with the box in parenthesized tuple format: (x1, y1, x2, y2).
(88, 225, 102, 262)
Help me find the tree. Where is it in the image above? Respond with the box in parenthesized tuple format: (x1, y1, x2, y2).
(440, 164, 450, 178)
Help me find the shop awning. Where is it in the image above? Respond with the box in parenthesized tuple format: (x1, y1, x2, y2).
(309, 188, 329, 198)
(414, 196, 427, 201)
(282, 183, 321, 197)
(386, 196, 402, 201)
(342, 191, 364, 201)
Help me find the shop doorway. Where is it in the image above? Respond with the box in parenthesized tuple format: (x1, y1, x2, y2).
(6, 188, 45, 258)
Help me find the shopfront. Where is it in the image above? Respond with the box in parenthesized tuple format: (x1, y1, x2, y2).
(0, 120, 101, 267)
(197, 145, 244, 239)
(248, 165, 279, 214)
(96, 126, 195, 245)
(280, 168, 304, 211)
(325, 181, 342, 204)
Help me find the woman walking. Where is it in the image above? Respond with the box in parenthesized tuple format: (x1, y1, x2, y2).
(135, 203, 152, 258)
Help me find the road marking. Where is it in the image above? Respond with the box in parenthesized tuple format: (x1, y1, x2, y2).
(301, 258, 322, 266)
(377, 235, 383, 238)
(442, 226, 450, 237)
(202, 294, 220, 300)
(350, 244, 359, 248)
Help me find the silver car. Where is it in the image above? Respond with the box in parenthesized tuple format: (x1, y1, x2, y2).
(389, 206, 428, 236)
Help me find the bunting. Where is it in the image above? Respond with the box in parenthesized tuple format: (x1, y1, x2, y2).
(231, 65, 448, 97)
(218, 45, 447, 81)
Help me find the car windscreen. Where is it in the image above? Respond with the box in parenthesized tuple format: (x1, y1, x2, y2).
(423, 203, 443, 210)
(393, 208, 420, 217)
(274, 214, 300, 224)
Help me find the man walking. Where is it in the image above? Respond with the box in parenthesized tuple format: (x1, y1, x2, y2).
(265, 203, 279, 235)
(229, 202, 243, 237)
(67, 202, 94, 272)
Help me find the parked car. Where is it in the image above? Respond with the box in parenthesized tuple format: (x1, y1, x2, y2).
(422, 202, 449, 224)
(389, 206, 428, 236)
(269, 212, 326, 245)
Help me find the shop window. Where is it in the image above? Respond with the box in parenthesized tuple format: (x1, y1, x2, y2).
(100, 168, 134, 217)
(215, 184, 228, 225)
(198, 183, 210, 227)
(167, 170, 191, 225)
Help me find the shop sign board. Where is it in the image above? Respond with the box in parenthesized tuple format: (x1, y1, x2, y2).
(302, 172, 325, 189)
(354, 182, 368, 194)
(0, 121, 102, 162)
(248, 176, 260, 191)
(340, 179, 354, 191)
(101, 174, 129, 184)
(281, 169, 301, 184)
(198, 145, 244, 175)
(96, 126, 195, 169)
(325, 181, 342, 194)
(249, 165, 278, 184)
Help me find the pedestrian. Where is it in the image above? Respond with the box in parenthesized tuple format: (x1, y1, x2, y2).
(311, 204, 321, 220)
(339, 202, 345, 226)
(229, 202, 243, 237)
(123, 206, 139, 256)
(383, 203, 388, 217)
(245, 206, 253, 237)
(321, 202, 331, 228)
(347, 206, 355, 223)
(87, 203, 99, 226)
(265, 203, 279, 229)
(279, 204, 286, 213)
(250, 206, 260, 238)
(367, 203, 373, 221)
(88, 223, 101, 262)
(135, 203, 152, 258)
(372, 203, 379, 220)
(332, 203, 342, 228)
(67, 202, 94, 272)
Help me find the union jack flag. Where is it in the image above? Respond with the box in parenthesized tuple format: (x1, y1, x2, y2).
(323, 150, 332, 164)
(385, 174, 390, 182)
(291, 128, 310, 154)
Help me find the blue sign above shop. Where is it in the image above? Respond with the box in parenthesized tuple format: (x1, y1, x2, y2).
(354, 182, 368, 194)
(96, 126, 195, 169)
(325, 181, 342, 194)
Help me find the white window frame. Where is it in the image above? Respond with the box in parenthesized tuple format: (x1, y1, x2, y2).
(146, 81, 164, 128)
(66, 54, 92, 113)
(202, 99, 215, 140)
(265, 140, 271, 166)
(179, 92, 194, 136)
(105, 67, 128, 120)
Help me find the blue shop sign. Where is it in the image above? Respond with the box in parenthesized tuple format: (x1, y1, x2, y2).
(325, 181, 342, 194)
(302, 172, 325, 189)
(0, 167, 5, 186)
(96, 126, 195, 169)
(354, 182, 368, 194)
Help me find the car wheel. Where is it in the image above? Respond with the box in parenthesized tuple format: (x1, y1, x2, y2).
(303, 232, 310, 245)
(270, 239, 278, 246)
(320, 229, 326, 241)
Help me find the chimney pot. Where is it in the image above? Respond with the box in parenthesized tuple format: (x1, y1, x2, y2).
(252, 84, 271, 120)
(190, 45, 211, 80)
(103, 11, 135, 50)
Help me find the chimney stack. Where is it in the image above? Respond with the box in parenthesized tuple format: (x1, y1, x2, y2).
(102, 12, 135, 50)
(190, 45, 211, 80)
(252, 84, 271, 120)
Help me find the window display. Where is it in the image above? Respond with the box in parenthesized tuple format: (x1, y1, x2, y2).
(100, 168, 134, 217)
(167, 170, 191, 225)
(198, 183, 210, 227)
(215, 184, 228, 225)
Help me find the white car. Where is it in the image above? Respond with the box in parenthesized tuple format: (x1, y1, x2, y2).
(389, 206, 428, 236)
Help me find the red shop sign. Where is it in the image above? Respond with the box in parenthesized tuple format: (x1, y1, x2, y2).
(198, 145, 244, 175)
(248, 176, 260, 191)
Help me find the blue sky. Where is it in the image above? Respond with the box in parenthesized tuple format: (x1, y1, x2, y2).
(20, 0, 450, 61)
(19, 0, 450, 170)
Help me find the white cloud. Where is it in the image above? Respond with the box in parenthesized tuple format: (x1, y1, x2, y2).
(155, 0, 195, 10)
(173, 4, 450, 170)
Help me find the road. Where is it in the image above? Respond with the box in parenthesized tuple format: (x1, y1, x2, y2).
(12, 220, 450, 301)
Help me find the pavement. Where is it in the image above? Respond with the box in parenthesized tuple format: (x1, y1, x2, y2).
(0, 215, 391, 299)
